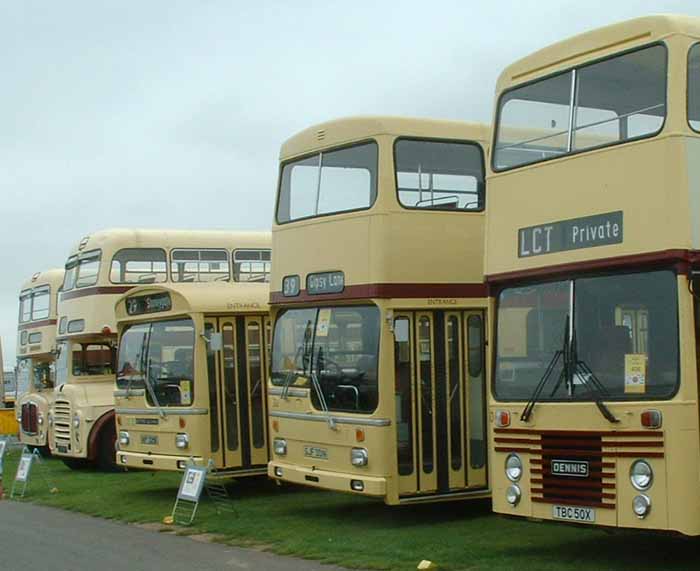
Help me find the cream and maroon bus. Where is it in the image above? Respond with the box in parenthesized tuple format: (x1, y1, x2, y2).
(51, 228, 271, 469)
(114, 281, 270, 475)
(15, 268, 64, 451)
(268, 116, 489, 504)
(487, 15, 700, 534)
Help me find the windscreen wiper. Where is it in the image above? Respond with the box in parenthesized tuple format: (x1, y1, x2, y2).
(521, 316, 570, 423)
(568, 332, 620, 424)
(313, 346, 336, 429)
(280, 345, 306, 400)
(143, 358, 166, 418)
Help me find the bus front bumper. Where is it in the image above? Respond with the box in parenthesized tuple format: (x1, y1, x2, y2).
(117, 450, 204, 472)
(268, 460, 387, 497)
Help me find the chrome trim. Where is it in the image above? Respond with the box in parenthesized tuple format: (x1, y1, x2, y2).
(269, 410, 391, 427)
(113, 389, 145, 397)
(268, 387, 308, 398)
(114, 407, 208, 416)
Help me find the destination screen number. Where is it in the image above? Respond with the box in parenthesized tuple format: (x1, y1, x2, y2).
(126, 292, 172, 315)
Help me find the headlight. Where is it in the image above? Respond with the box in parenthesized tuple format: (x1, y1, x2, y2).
(175, 433, 189, 449)
(48, 413, 54, 427)
(633, 494, 652, 518)
(630, 460, 653, 491)
(505, 453, 523, 482)
(72, 415, 80, 428)
(351, 447, 368, 467)
(119, 431, 130, 446)
(38, 414, 44, 425)
(506, 484, 521, 506)
(273, 438, 287, 456)
(16, 410, 22, 422)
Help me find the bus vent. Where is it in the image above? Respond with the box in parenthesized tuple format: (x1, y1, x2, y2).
(21, 402, 38, 435)
(53, 398, 73, 446)
(316, 129, 326, 141)
(494, 428, 665, 510)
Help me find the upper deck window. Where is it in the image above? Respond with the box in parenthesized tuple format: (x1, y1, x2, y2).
(18, 290, 32, 323)
(30, 286, 50, 320)
(394, 139, 484, 211)
(110, 248, 167, 284)
(171, 249, 230, 282)
(276, 142, 378, 223)
(233, 249, 271, 282)
(688, 44, 700, 132)
(494, 44, 667, 170)
(18, 286, 51, 323)
(63, 250, 102, 290)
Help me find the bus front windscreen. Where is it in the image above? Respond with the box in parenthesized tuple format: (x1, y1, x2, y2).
(495, 270, 679, 401)
(117, 318, 195, 406)
(271, 305, 380, 414)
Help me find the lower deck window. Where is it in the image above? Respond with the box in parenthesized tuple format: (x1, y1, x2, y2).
(271, 305, 380, 414)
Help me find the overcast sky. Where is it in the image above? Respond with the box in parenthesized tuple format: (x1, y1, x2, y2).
(2, 0, 699, 365)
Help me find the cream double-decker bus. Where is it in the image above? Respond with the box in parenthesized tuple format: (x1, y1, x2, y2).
(487, 15, 700, 534)
(113, 282, 270, 474)
(51, 228, 271, 469)
(268, 116, 490, 504)
(16, 269, 64, 451)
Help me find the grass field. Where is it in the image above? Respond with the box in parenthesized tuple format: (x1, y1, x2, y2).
(0, 449, 698, 571)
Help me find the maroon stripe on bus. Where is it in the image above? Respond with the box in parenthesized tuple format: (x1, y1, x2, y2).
(485, 248, 695, 285)
(60, 285, 134, 301)
(17, 319, 57, 331)
(269, 282, 488, 305)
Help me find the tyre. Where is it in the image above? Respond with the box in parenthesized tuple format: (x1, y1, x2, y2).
(96, 423, 119, 471)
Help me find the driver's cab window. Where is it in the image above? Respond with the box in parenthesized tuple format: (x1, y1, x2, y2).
(394, 138, 484, 211)
(72, 343, 115, 376)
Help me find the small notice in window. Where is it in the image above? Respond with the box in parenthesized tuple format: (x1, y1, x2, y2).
(316, 309, 331, 337)
(181, 380, 192, 405)
(624, 354, 647, 393)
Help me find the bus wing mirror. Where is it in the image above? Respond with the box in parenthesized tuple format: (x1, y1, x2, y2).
(209, 333, 223, 352)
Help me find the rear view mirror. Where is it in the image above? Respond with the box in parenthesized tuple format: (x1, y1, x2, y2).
(209, 332, 223, 352)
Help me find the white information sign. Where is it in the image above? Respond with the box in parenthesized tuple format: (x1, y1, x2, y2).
(177, 466, 207, 503)
(15, 453, 33, 483)
(0, 439, 7, 475)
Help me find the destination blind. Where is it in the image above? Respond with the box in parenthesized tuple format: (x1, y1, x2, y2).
(518, 211, 623, 258)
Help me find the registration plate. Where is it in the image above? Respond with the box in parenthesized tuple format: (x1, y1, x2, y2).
(304, 446, 328, 460)
(141, 435, 158, 445)
(552, 504, 596, 522)
(56, 445, 68, 454)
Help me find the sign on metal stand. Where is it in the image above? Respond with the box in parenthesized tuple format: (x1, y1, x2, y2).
(11, 448, 36, 499)
(0, 438, 8, 477)
(171, 460, 237, 525)
(171, 462, 208, 525)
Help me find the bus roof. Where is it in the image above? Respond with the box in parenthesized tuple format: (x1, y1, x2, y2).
(280, 116, 490, 160)
(497, 14, 700, 90)
(67, 228, 271, 257)
(20, 268, 65, 293)
(115, 282, 269, 322)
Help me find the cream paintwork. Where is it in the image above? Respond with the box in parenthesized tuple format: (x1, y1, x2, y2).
(53, 229, 271, 465)
(15, 268, 64, 447)
(486, 15, 700, 535)
(269, 116, 490, 504)
(114, 282, 270, 474)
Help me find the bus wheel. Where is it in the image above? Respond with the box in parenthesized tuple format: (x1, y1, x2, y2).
(96, 425, 119, 471)
(62, 458, 91, 470)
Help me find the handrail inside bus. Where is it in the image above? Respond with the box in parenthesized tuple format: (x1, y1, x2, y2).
(496, 102, 665, 152)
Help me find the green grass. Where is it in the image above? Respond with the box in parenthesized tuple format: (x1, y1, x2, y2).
(1, 450, 698, 571)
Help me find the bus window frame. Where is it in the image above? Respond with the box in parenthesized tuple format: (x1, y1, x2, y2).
(491, 41, 669, 173)
(274, 139, 379, 225)
(687, 41, 700, 133)
(73, 249, 103, 289)
(109, 247, 169, 285)
(490, 266, 681, 403)
(392, 136, 486, 213)
(170, 247, 231, 283)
